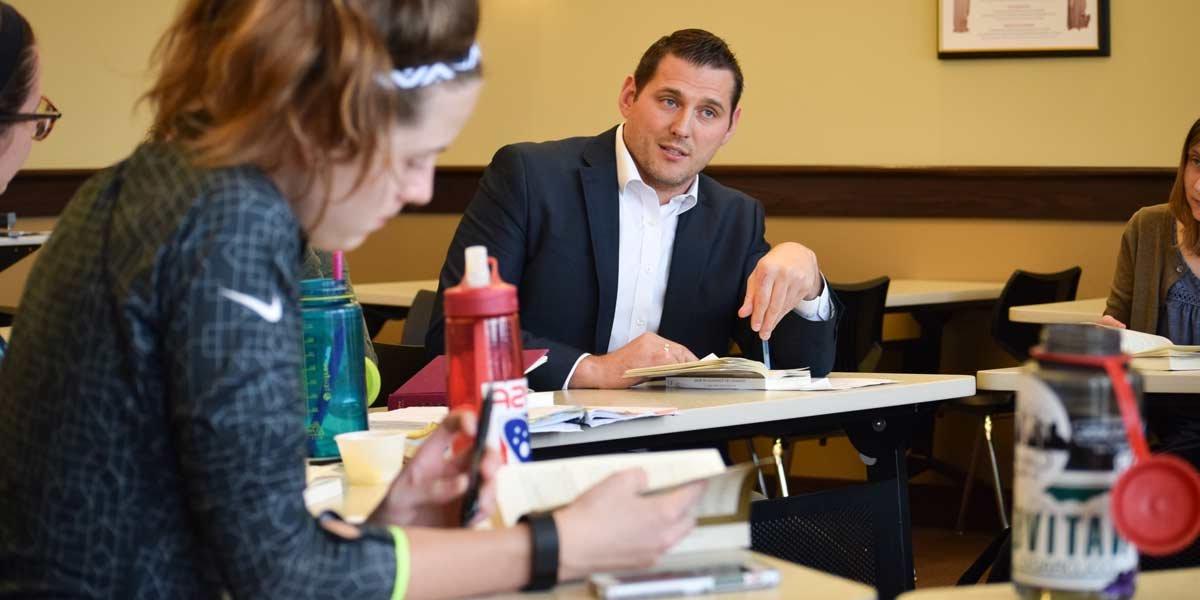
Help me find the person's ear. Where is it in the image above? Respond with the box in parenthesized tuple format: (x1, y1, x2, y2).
(720, 105, 742, 147)
(617, 75, 638, 119)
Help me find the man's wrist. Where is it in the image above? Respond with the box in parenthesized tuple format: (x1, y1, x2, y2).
(563, 353, 592, 389)
(804, 273, 825, 301)
(569, 354, 608, 389)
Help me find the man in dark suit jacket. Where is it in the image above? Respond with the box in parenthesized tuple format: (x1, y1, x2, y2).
(428, 29, 839, 390)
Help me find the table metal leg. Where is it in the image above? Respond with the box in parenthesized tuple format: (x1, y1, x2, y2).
(847, 413, 917, 600)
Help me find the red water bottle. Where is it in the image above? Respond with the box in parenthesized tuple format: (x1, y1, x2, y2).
(444, 245, 530, 463)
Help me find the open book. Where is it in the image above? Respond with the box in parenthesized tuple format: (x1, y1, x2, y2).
(493, 449, 757, 555)
(1097, 325, 1200, 371)
(528, 405, 678, 433)
(624, 355, 812, 390)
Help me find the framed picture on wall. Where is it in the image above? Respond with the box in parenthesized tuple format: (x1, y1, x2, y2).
(938, 0, 1110, 59)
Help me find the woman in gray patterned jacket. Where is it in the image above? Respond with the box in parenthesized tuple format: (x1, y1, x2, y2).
(0, 1, 703, 598)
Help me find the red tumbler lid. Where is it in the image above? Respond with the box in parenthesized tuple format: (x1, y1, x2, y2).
(444, 253, 518, 318)
(1111, 453, 1200, 556)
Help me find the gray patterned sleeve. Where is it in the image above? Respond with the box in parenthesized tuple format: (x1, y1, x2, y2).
(160, 184, 398, 598)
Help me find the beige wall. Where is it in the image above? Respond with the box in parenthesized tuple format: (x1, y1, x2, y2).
(10, 0, 184, 169)
(12, 0, 1200, 170)
(447, 0, 1199, 168)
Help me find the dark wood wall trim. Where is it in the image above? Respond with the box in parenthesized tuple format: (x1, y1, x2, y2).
(1, 165, 1174, 222)
(1, 169, 96, 218)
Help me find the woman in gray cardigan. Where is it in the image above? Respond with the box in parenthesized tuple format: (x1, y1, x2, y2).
(1101, 117, 1200, 467)
(1101, 119, 1200, 340)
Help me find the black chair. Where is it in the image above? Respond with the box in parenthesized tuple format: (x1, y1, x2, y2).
(991, 267, 1083, 362)
(368, 290, 438, 408)
(830, 277, 890, 372)
(950, 266, 1082, 532)
(372, 342, 432, 408)
(400, 289, 437, 346)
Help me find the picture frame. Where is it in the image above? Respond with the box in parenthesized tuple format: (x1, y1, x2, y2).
(938, 0, 1110, 59)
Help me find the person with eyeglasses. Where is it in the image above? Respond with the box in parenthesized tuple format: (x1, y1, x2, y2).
(0, 2, 59, 194)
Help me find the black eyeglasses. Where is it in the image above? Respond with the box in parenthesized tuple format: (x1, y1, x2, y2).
(0, 96, 61, 141)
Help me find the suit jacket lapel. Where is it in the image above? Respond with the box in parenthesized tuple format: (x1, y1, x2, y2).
(580, 129, 620, 353)
(659, 176, 718, 338)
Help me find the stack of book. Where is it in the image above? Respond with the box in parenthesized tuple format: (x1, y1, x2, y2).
(624, 355, 814, 390)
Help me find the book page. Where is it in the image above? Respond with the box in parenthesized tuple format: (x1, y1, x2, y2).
(368, 406, 447, 431)
(646, 463, 757, 519)
(494, 449, 728, 526)
(1095, 324, 1200, 355)
(625, 356, 810, 380)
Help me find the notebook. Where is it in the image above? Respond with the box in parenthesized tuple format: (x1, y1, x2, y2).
(528, 405, 678, 433)
(386, 348, 549, 409)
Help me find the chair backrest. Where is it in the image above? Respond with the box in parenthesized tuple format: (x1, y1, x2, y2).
(990, 267, 1082, 362)
(829, 277, 890, 372)
(372, 342, 432, 408)
(400, 289, 437, 346)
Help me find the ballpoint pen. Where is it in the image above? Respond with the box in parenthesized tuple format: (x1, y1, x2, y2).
(772, 438, 789, 498)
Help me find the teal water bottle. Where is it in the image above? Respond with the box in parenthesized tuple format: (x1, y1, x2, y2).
(301, 277, 367, 459)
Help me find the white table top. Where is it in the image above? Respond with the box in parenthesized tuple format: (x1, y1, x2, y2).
(352, 279, 439, 307)
(502, 550, 876, 600)
(977, 366, 1200, 394)
(897, 567, 1199, 599)
(1008, 297, 1106, 324)
(303, 471, 875, 600)
(0, 233, 49, 247)
(531, 373, 975, 449)
(348, 278, 1005, 310)
(884, 279, 1004, 309)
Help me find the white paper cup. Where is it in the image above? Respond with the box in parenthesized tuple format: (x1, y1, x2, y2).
(335, 430, 409, 485)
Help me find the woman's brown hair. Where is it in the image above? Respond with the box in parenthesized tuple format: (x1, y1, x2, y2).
(1169, 117, 1200, 255)
(145, 0, 479, 203)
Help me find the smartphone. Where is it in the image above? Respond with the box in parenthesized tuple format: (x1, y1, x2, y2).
(587, 560, 780, 599)
(459, 386, 494, 526)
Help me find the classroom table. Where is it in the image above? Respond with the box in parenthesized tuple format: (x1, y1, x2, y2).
(1007, 297, 1106, 325)
(0, 232, 49, 273)
(305, 477, 878, 599)
(352, 279, 438, 337)
(352, 278, 1005, 312)
(883, 280, 1005, 374)
(350, 278, 1005, 370)
(530, 373, 975, 599)
(977, 366, 1200, 394)
(498, 550, 877, 599)
(896, 567, 1199, 599)
(884, 280, 1004, 310)
(312, 373, 972, 599)
(352, 279, 439, 307)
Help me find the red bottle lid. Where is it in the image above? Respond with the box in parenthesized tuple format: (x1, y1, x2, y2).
(444, 246, 518, 318)
(1111, 453, 1200, 556)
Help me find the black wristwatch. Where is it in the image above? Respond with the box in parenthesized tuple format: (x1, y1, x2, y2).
(519, 512, 560, 591)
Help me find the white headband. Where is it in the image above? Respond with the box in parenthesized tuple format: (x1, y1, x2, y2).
(382, 43, 481, 90)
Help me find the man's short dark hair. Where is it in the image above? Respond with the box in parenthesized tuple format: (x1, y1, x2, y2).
(633, 29, 743, 113)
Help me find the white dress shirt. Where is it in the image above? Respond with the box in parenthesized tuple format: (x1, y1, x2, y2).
(563, 124, 832, 387)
